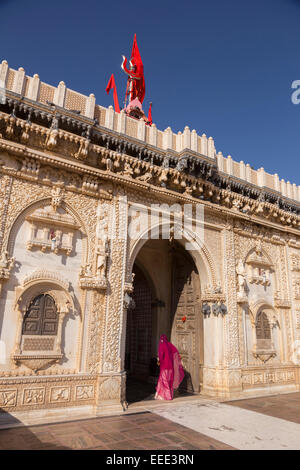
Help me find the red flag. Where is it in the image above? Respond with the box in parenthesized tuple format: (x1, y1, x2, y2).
(130, 34, 145, 103)
(147, 102, 152, 126)
(106, 74, 120, 113)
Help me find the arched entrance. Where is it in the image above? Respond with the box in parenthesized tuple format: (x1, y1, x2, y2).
(170, 243, 202, 393)
(125, 238, 203, 403)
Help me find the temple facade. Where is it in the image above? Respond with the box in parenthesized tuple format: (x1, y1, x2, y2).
(0, 60, 300, 420)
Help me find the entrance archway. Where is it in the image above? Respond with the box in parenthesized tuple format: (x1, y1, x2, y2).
(125, 238, 203, 403)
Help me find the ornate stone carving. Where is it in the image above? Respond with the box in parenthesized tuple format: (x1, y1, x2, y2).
(13, 355, 63, 373)
(21, 157, 40, 177)
(0, 389, 17, 407)
(252, 351, 276, 363)
(26, 205, 80, 255)
(293, 278, 300, 299)
(51, 186, 65, 211)
(22, 387, 45, 405)
(96, 235, 109, 280)
(12, 270, 73, 372)
(44, 115, 59, 150)
(49, 386, 70, 403)
(223, 224, 241, 368)
(291, 253, 300, 272)
(76, 384, 95, 400)
(74, 138, 90, 160)
(236, 259, 247, 299)
(245, 245, 273, 286)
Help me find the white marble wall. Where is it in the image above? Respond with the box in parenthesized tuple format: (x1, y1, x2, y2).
(0, 206, 83, 371)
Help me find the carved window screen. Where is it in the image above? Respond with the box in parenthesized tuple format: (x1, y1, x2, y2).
(256, 312, 271, 340)
(22, 294, 58, 336)
(255, 311, 272, 351)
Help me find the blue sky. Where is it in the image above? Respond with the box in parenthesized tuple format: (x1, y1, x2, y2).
(0, 0, 299, 185)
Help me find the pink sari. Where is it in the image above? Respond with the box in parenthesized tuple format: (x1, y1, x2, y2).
(155, 335, 185, 400)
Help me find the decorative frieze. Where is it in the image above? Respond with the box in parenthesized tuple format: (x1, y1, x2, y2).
(291, 253, 300, 272)
(0, 389, 17, 407)
(26, 205, 80, 256)
(75, 384, 94, 401)
(241, 368, 296, 389)
(293, 278, 300, 299)
(22, 387, 45, 405)
(0, 377, 96, 411)
(49, 386, 71, 403)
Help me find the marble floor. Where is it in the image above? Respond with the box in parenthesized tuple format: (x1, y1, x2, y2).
(0, 411, 233, 450)
(0, 392, 300, 450)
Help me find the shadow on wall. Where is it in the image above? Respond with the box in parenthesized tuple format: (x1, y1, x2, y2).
(0, 409, 69, 450)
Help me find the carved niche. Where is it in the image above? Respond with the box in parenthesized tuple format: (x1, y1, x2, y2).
(0, 249, 15, 295)
(26, 205, 80, 256)
(12, 270, 74, 372)
(79, 202, 110, 291)
(245, 241, 273, 286)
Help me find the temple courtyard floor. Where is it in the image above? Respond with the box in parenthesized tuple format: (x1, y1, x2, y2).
(1, 390, 300, 450)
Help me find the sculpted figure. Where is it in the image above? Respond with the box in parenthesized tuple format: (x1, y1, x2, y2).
(236, 259, 246, 295)
(0, 251, 9, 268)
(96, 235, 109, 279)
(123, 162, 134, 177)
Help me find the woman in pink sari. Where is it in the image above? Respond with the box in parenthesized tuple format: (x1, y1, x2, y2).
(154, 334, 185, 400)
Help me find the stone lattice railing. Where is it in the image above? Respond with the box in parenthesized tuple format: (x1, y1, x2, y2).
(0, 60, 299, 202)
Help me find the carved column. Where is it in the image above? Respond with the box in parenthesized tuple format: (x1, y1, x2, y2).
(222, 221, 242, 397)
(95, 194, 129, 413)
(13, 306, 24, 356)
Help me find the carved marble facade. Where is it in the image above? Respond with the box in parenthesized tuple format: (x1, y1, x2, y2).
(0, 73, 299, 419)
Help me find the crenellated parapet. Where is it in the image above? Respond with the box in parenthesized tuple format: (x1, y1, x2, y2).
(1, 59, 298, 203)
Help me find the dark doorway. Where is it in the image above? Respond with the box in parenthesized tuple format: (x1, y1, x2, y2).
(170, 243, 203, 393)
(125, 264, 157, 403)
(125, 240, 203, 404)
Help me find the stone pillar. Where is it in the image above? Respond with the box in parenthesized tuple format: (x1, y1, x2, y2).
(183, 126, 191, 150)
(149, 123, 157, 146)
(217, 151, 224, 171)
(281, 179, 287, 197)
(287, 181, 292, 199)
(246, 164, 251, 183)
(12, 67, 26, 95)
(201, 134, 207, 156)
(226, 155, 233, 176)
(292, 183, 297, 201)
(257, 167, 266, 187)
(95, 194, 129, 413)
(191, 129, 197, 152)
(239, 161, 246, 180)
(84, 93, 96, 119)
(0, 60, 9, 89)
(53, 81, 66, 107)
(27, 74, 40, 101)
(176, 132, 182, 152)
(13, 307, 24, 355)
(222, 223, 242, 397)
(105, 105, 114, 130)
(117, 110, 126, 134)
(274, 173, 280, 192)
(207, 137, 215, 158)
(163, 127, 173, 150)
